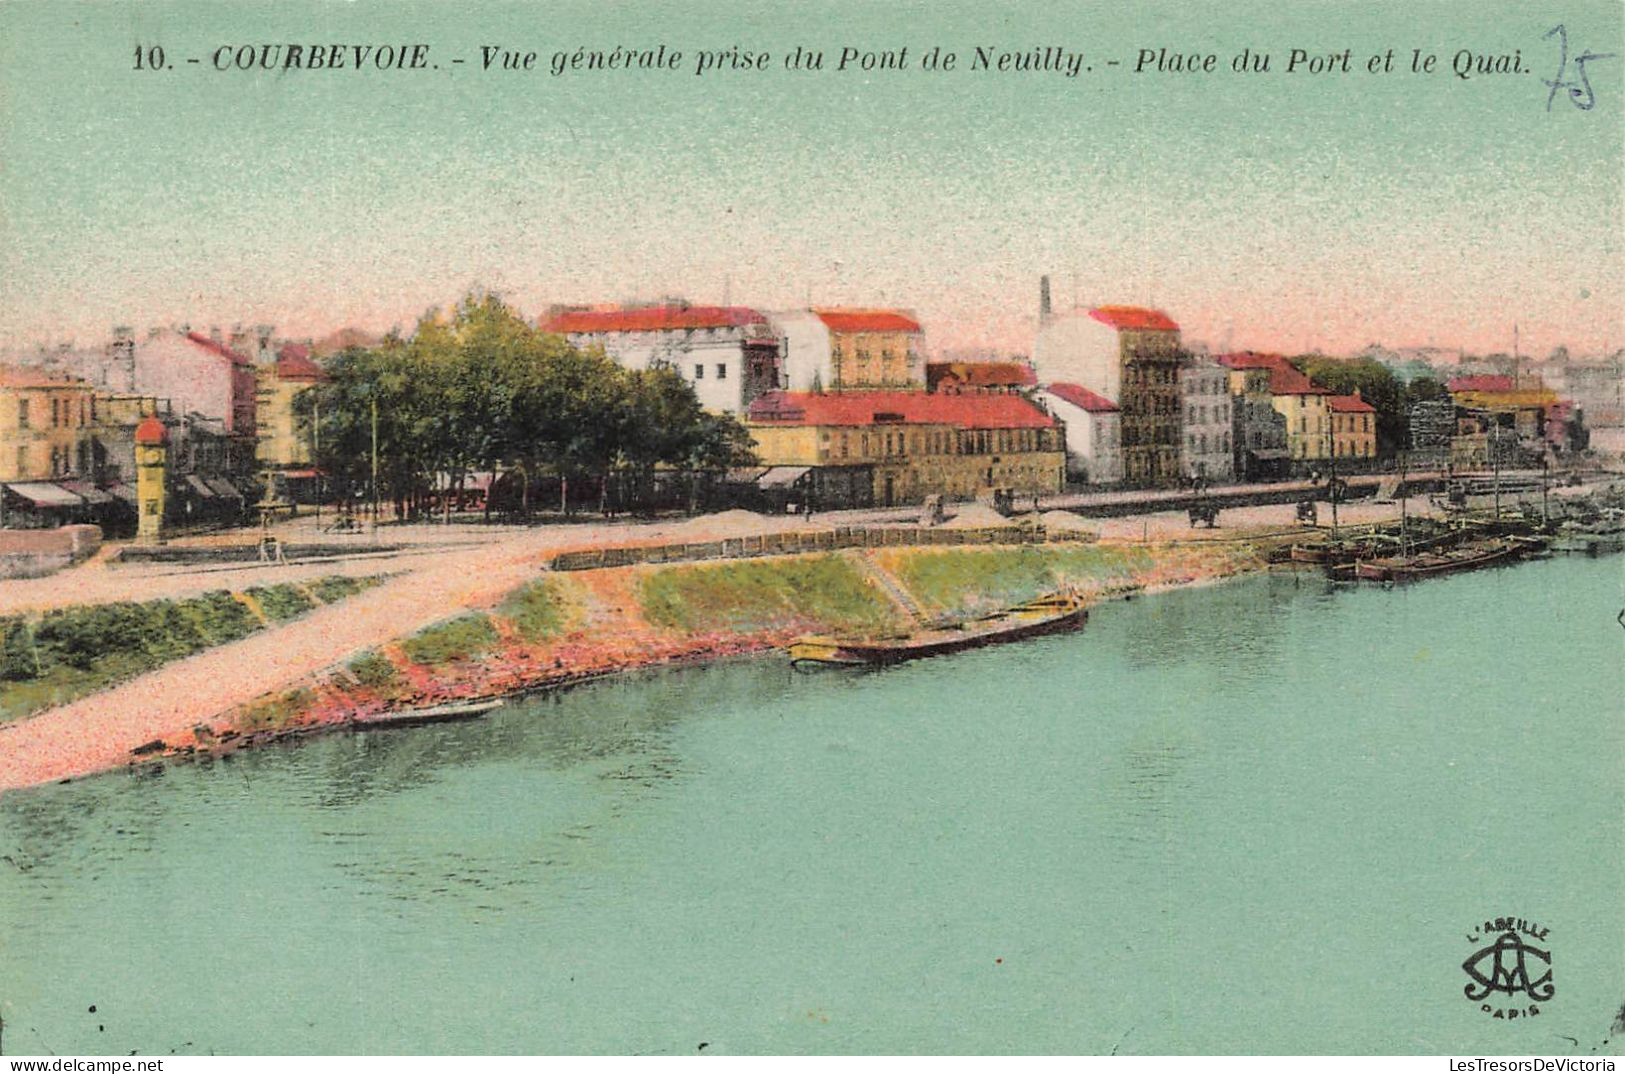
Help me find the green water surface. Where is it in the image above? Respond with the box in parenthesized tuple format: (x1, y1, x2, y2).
(1, 556, 1621, 1054)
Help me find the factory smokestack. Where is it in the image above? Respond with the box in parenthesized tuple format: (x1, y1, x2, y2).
(1039, 275, 1053, 326)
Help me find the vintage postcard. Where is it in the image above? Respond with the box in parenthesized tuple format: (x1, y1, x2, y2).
(1, 0, 1621, 1060)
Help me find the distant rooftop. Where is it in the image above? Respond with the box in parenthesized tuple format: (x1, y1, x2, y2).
(543, 305, 767, 333)
(748, 390, 1055, 430)
(1087, 306, 1180, 333)
(810, 308, 922, 334)
(1043, 382, 1119, 413)
(1215, 352, 1331, 395)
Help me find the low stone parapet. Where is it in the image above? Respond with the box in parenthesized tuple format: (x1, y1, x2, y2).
(547, 522, 1090, 571)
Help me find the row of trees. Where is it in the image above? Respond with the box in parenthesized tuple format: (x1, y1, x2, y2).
(303, 293, 756, 519)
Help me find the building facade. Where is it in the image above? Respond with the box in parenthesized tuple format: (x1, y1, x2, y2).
(0, 367, 99, 484)
(1408, 398, 1456, 450)
(1179, 359, 1234, 483)
(1328, 393, 1377, 462)
(543, 305, 782, 415)
(1036, 306, 1184, 486)
(256, 343, 327, 471)
(1036, 383, 1122, 485)
(1226, 366, 1291, 480)
(746, 390, 1065, 507)
(1217, 353, 1332, 467)
(0, 368, 126, 528)
(768, 309, 924, 393)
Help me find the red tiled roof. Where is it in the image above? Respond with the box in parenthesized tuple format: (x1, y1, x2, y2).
(1447, 375, 1515, 393)
(1328, 394, 1376, 413)
(543, 306, 766, 333)
(748, 390, 1057, 430)
(275, 343, 328, 382)
(1215, 352, 1330, 395)
(1044, 382, 1120, 413)
(811, 308, 922, 334)
(0, 365, 86, 389)
(1088, 306, 1179, 333)
(185, 332, 254, 366)
(926, 361, 1037, 389)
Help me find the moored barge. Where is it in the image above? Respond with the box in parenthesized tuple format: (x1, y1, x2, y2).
(789, 591, 1089, 668)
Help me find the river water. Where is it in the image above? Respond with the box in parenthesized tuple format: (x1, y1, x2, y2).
(2, 556, 1621, 1055)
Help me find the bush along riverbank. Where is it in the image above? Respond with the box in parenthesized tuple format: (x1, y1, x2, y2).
(139, 537, 1274, 769)
(0, 575, 388, 723)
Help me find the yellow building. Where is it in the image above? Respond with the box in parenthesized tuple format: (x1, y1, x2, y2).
(812, 309, 923, 390)
(255, 343, 327, 470)
(1217, 353, 1332, 464)
(746, 390, 1065, 507)
(1328, 393, 1377, 460)
(0, 366, 99, 483)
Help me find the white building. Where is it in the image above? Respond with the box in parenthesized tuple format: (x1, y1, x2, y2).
(1037, 383, 1122, 485)
(1033, 311, 1126, 402)
(765, 310, 834, 392)
(541, 305, 782, 415)
(1179, 358, 1234, 483)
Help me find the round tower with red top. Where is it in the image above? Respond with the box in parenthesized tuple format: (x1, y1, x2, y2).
(134, 416, 168, 542)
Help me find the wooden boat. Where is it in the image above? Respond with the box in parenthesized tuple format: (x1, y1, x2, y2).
(789, 591, 1089, 668)
(1354, 538, 1528, 583)
(1549, 512, 1625, 555)
(358, 697, 506, 729)
(1289, 542, 1333, 564)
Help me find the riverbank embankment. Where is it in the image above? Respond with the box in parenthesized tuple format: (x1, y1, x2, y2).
(6, 532, 1279, 790)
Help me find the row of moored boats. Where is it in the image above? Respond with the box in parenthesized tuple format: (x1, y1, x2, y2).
(1286, 501, 1624, 584)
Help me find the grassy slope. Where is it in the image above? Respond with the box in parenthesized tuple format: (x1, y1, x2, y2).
(637, 554, 904, 638)
(0, 575, 386, 722)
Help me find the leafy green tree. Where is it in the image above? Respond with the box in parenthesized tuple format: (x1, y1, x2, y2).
(306, 290, 739, 520)
(1291, 355, 1407, 456)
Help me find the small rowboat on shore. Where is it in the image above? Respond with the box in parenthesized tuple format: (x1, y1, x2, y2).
(788, 590, 1089, 668)
(357, 697, 506, 729)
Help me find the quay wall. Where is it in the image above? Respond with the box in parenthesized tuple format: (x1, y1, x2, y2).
(0, 525, 102, 580)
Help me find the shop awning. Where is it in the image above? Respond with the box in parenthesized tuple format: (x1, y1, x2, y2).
(281, 468, 323, 480)
(105, 482, 138, 505)
(1248, 449, 1292, 461)
(186, 475, 219, 499)
(3, 482, 85, 508)
(757, 466, 811, 488)
(57, 481, 115, 505)
(205, 477, 244, 500)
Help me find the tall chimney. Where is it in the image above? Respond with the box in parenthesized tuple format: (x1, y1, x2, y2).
(110, 325, 136, 393)
(1039, 276, 1053, 327)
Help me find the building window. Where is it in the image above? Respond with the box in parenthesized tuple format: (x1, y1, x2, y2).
(716, 363, 727, 380)
(16, 445, 27, 473)
(694, 364, 704, 379)
(17, 399, 29, 429)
